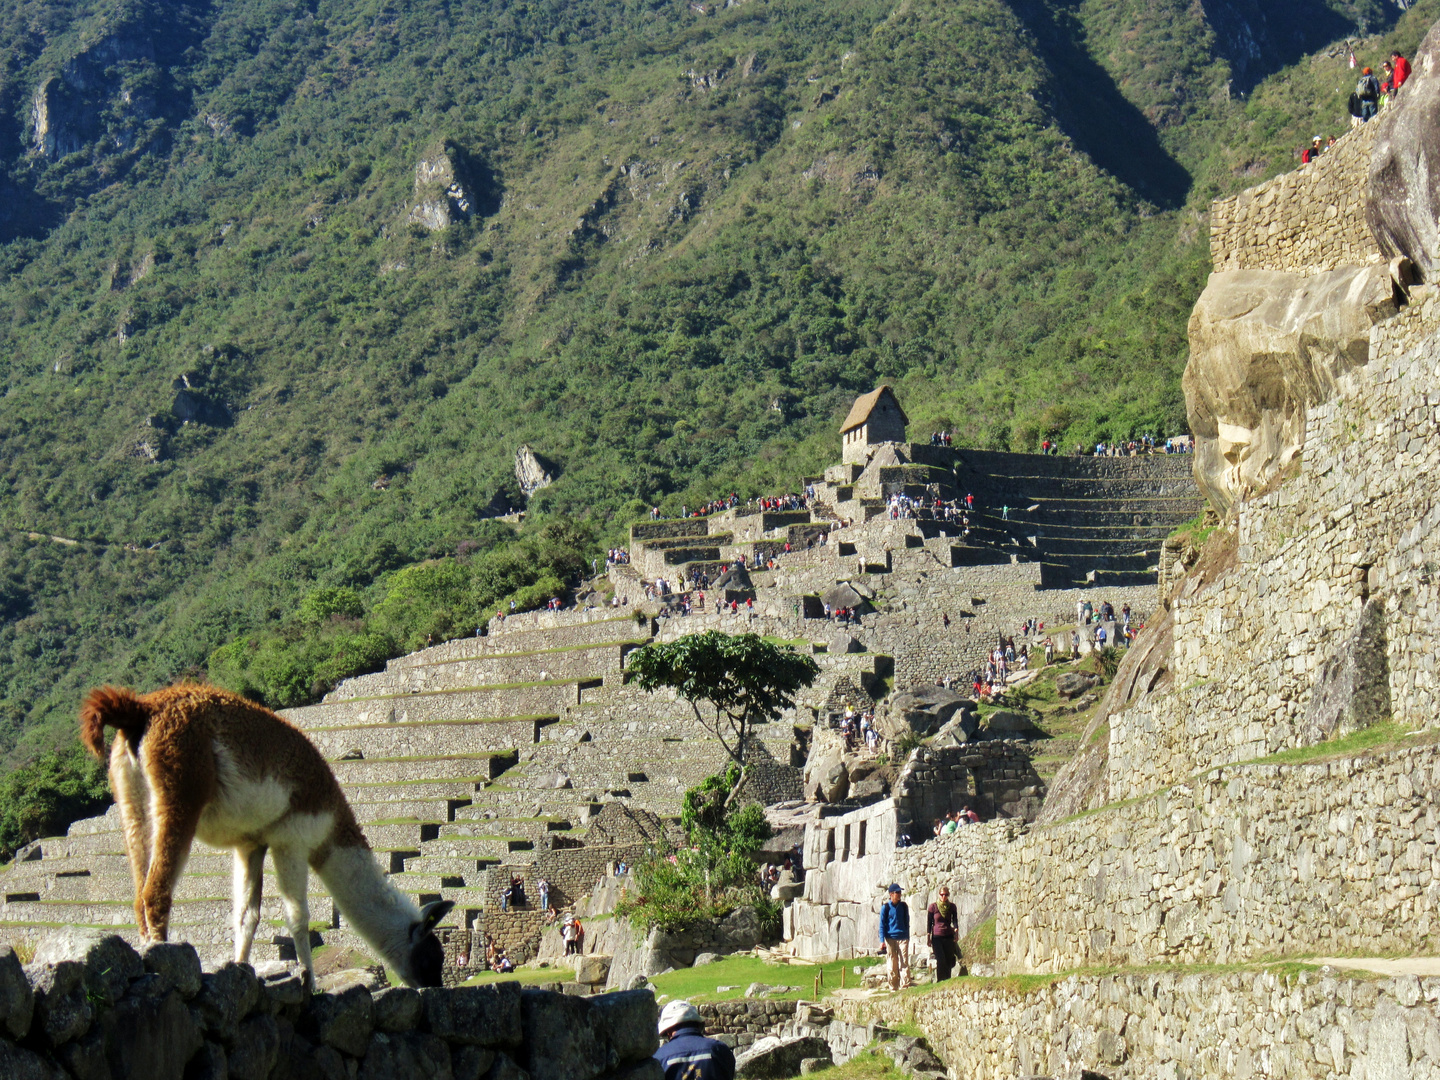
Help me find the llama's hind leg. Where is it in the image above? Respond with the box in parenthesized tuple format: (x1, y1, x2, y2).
(233, 844, 267, 964)
(271, 848, 314, 987)
(141, 804, 202, 942)
(110, 755, 153, 938)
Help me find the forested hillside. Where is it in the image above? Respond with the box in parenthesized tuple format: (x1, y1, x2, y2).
(0, 0, 1433, 849)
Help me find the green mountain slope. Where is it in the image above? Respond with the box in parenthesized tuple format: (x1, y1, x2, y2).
(0, 0, 1434, 839)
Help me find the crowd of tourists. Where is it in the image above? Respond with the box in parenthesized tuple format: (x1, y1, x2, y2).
(1080, 434, 1191, 456)
(838, 704, 879, 751)
(648, 490, 812, 521)
(1301, 49, 1412, 162)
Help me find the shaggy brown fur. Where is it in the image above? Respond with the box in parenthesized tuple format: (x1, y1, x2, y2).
(80, 683, 365, 943)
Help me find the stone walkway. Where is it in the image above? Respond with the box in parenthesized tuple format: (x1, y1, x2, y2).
(1305, 956, 1440, 976)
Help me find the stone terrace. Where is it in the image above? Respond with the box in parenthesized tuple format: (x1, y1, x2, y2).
(0, 607, 798, 966)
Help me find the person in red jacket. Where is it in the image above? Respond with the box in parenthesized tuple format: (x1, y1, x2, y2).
(1392, 51, 1412, 91)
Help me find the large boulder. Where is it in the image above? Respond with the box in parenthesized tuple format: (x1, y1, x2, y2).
(878, 687, 968, 741)
(983, 709, 1043, 738)
(1368, 21, 1440, 279)
(1183, 264, 1397, 514)
(1055, 672, 1100, 699)
(735, 1036, 832, 1079)
(820, 583, 868, 612)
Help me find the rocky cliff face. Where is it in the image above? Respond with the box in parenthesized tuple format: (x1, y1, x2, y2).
(1184, 41, 1439, 514)
(1368, 20, 1440, 280)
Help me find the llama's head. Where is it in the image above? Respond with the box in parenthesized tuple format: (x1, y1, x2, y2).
(394, 899, 455, 987)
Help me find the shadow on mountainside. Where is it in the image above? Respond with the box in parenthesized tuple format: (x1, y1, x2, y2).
(1009, 0, 1194, 208)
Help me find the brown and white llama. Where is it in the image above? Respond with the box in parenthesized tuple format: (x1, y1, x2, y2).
(80, 683, 454, 987)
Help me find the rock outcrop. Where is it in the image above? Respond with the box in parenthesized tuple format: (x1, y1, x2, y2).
(1183, 264, 1396, 512)
(1367, 20, 1440, 279)
(515, 445, 557, 498)
(408, 144, 477, 231)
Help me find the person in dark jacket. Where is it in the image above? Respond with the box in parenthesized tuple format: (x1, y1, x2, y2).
(1357, 67, 1381, 121)
(654, 1001, 736, 1080)
(877, 883, 911, 990)
(927, 886, 961, 980)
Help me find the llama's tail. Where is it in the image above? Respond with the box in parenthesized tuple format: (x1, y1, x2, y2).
(79, 686, 151, 760)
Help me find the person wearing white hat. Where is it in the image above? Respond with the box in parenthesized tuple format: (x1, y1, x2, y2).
(654, 1000, 735, 1080)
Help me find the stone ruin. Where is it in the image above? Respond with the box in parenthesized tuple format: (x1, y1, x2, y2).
(11, 20, 1440, 1079)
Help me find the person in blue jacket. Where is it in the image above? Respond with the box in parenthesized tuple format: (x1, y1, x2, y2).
(877, 882, 911, 990)
(654, 1001, 736, 1080)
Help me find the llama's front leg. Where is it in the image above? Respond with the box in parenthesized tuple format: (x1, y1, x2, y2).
(232, 844, 267, 964)
(271, 848, 314, 987)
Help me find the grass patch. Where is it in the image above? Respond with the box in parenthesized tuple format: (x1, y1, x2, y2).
(459, 965, 577, 988)
(959, 916, 996, 964)
(1168, 512, 1217, 548)
(649, 954, 882, 1003)
(1239, 720, 1425, 766)
(801, 1049, 904, 1080)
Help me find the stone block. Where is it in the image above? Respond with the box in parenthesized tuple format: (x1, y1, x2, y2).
(359, 1030, 454, 1080)
(100, 987, 202, 1080)
(0, 1040, 64, 1080)
(518, 989, 607, 1080)
(590, 988, 659, 1062)
(374, 986, 423, 1032)
(33, 928, 143, 1007)
(423, 983, 523, 1048)
(193, 962, 262, 1044)
(453, 1046, 498, 1080)
(306, 983, 374, 1058)
(142, 942, 202, 1000)
(230, 1013, 282, 1080)
(28, 960, 92, 1047)
(0, 943, 35, 1040)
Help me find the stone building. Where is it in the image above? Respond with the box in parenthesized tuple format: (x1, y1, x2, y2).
(840, 385, 908, 465)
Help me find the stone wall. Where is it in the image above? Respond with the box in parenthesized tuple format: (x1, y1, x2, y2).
(1108, 295, 1440, 801)
(0, 928, 659, 1080)
(999, 741, 1440, 972)
(894, 741, 1045, 835)
(697, 999, 798, 1048)
(1210, 119, 1383, 274)
(844, 966, 1440, 1080)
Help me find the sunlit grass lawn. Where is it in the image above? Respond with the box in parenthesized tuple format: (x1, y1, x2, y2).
(651, 954, 882, 1003)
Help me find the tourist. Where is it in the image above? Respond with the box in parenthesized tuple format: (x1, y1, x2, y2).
(1301, 136, 1322, 164)
(562, 916, 580, 955)
(1357, 66, 1381, 121)
(1096, 624, 1107, 649)
(1392, 50, 1412, 92)
(877, 883, 912, 990)
(1070, 628, 1081, 661)
(497, 952, 515, 973)
(1044, 636, 1055, 665)
(654, 1001, 736, 1080)
(537, 877, 549, 913)
(927, 886, 960, 981)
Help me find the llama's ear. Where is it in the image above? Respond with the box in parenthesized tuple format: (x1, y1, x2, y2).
(414, 900, 455, 940)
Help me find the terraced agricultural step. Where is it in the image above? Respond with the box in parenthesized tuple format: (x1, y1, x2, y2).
(306, 717, 554, 758)
(334, 646, 635, 699)
(289, 681, 592, 728)
(399, 855, 505, 877)
(328, 750, 518, 786)
(349, 798, 472, 824)
(0, 895, 340, 929)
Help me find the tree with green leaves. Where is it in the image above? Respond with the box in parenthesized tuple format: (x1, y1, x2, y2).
(623, 631, 819, 800)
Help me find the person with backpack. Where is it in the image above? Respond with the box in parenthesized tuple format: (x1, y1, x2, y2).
(1357, 67, 1381, 121)
(877, 883, 912, 990)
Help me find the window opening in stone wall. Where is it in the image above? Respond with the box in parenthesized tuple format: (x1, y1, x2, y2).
(825, 828, 835, 866)
(857, 820, 867, 858)
(842, 823, 851, 862)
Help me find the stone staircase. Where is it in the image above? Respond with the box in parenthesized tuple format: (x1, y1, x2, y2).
(950, 450, 1203, 588)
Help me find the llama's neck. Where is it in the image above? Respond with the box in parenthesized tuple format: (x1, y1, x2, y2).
(314, 844, 419, 966)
